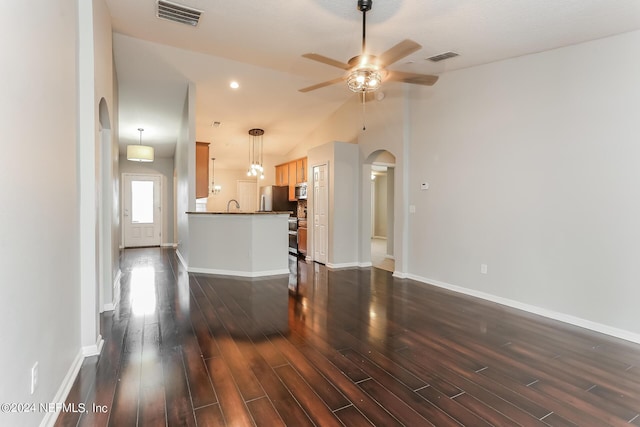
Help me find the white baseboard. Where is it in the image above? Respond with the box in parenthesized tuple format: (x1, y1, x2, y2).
(407, 273, 640, 345)
(392, 271, 408, 279)
(358, 262, 373, 268)
(38, 350, 84, 427)
(188, 266, 290, 277)
(176, 249, 188, 269)
(327, 262, 361, 269)
(102, 269, 122, 312)
(161, 243, 177, 248)
(82, 335, 104, 357)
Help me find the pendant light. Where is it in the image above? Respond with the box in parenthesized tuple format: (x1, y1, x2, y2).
(211, 157, 222, 194)
(246, 128, 264, 179)
(127, 128, 154, 162)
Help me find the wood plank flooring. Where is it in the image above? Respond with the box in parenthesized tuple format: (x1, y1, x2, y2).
(55, 247, 640, 426)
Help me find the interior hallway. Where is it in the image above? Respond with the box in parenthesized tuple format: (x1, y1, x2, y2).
(56, 248, 640, 426)
(371, 237, 394, 273)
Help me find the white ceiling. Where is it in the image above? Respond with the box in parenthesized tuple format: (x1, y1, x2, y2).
(107, 0, 640, 169)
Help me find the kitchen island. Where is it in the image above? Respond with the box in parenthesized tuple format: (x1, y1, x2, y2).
(186, 211, 291, 277)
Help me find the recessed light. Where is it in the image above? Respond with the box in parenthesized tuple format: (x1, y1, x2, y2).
(230, 81, 239, 89)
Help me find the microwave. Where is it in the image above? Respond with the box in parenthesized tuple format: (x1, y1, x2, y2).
(295, 183, 308, 200)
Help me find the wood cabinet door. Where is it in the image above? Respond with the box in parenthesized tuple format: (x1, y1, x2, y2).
(296, 158, 307, 183)
(288, 161, 297, 200)
(275, 165, 282, 186)
(298, 226, 307, 255)
(195, 142, 209, 198)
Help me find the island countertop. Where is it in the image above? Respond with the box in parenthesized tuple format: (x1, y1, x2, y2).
(186, 211, 293, 215)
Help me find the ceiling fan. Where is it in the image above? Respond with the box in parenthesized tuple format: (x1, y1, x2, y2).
(299, 0, 439, 94)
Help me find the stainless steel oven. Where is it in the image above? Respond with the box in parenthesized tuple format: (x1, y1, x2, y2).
(288, 217, 298, 254)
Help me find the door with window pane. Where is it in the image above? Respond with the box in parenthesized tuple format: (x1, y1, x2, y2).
(123, 174, 161, 247)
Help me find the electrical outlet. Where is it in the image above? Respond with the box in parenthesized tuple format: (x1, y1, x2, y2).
(480, 264, 488, 274)
(409, 205, 416, 214)
(31, 362, 39, 394)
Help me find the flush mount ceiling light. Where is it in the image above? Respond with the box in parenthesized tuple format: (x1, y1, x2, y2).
(127, 128, 154, 162)
(246, 128, 265, 180)
(230, 81, 239, 89)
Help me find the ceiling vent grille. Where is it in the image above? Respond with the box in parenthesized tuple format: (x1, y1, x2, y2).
(427, 51, 459, 62)
(157, 0, 202, 27)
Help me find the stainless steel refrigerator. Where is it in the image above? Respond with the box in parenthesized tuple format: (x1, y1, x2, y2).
(259, 185, 296, 212)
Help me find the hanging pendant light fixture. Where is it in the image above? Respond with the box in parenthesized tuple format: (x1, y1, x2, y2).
(211, 157, 222, 194)
(246, 128, 265, 179)
(127, 128, 154, 162)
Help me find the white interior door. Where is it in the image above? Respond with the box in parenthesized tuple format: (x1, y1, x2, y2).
(237, 180, 257, 212)
(313, 164, 328, 264)
(123, 174, 161, 247)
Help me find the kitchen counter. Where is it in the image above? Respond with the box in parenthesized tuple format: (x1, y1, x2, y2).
(186, 212, 290, 277)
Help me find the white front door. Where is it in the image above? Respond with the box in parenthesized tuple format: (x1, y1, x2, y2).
(123, 174, 161, 247)
(313, 164, 328, 264)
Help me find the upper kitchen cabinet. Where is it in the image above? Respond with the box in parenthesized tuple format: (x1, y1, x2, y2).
(296, 157, 307, 183)
(275, 163, 289, 187)
(196, 141, 210, 198)
(275, 157, 307, 200)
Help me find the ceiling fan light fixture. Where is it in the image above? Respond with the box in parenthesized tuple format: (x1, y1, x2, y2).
(347, 66, 382, 93)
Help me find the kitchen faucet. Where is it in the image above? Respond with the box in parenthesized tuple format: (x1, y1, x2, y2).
(227, 199, 240, 212)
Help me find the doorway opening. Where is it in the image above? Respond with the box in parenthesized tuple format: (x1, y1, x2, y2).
(366, 151, 395, 272)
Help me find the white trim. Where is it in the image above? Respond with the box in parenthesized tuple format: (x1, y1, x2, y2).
(176, 249, 188, 269)
(358, 262, 373, 268)
(161, 243, 177, 248)
(187, 267, 289, 277)
(327, 262, 360, 269)
(408, 273, 640, 345)
(82, 335, 104, 357)
(38, 350, 84, 427)
(393, 271, 408, 279)
(385, 254, 395, 260)
(102, 269, 121, 312)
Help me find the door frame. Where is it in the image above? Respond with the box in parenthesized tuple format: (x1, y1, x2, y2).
(311, 162, 329, 265)
(121, 173, 163, 247)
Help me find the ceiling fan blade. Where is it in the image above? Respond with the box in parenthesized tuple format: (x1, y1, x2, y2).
(386, 71, 439, 86)
(378, 39, 422, 66)
(299, 76, 346, 93)
(302, 53, 351, 70)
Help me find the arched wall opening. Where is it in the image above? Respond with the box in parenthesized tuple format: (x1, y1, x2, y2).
(362, 149, 396, 272)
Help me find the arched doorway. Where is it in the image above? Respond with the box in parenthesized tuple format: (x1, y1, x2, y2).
(364, 150, 396, 272)
(98, 98, 116, 312)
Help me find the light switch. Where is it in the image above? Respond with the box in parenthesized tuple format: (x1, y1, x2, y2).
(409, 205, 416, 214)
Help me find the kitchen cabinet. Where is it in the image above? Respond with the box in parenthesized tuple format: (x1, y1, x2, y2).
(275, 163, 289, 186)
(275, 157, 308, 200)
(196, 141, 210, 198)
(296, 157, 307, 183)
(288, 162, 297, 201)
(298, 219, 307, 255)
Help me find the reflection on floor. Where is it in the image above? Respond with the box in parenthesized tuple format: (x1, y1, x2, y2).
(56, 248, 640, 427)
(371, 237, 394, 272)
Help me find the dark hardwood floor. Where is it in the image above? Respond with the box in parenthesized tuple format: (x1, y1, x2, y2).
(55, 247, 640, 426)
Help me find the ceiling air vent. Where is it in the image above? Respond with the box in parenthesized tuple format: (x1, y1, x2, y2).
(427, 51, 459, 62)
(157, 0, 202, 27)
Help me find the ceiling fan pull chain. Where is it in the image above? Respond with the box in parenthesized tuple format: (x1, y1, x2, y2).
(362, 92, 367, 131)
